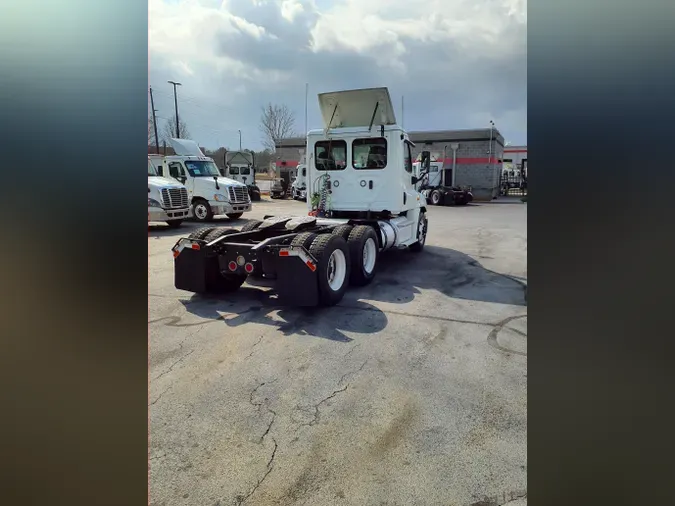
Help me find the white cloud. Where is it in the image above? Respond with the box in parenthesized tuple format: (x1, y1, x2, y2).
(148, 0, 527, 150)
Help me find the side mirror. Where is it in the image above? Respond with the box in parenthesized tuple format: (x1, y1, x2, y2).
(411, 175, 419, 185)
(179, 176, 187, 184)
(158, 166, 164, 176)
(421, 151, 431, 171)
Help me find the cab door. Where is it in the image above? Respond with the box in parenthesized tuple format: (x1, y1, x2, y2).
(401, 140, 419, 212)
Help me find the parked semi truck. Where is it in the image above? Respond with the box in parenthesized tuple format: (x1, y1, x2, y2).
(171, 87, 430, 306)
(148, 157, 190, 227)
(413, 159, 473, 206)
(224, 151, 261, 201)
(148, 138, 252, 223)
(291, 159, 308, 201)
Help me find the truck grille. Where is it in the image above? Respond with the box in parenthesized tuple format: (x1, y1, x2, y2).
(228, 186, 249, 204)
(160, 187, 189, 209)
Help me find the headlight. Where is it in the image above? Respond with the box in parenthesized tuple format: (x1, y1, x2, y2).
(148, 198, 162, 208)
(214, 193, 228, 202)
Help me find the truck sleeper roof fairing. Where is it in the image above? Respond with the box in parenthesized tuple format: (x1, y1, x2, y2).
(168, 138, 206, 157)
(226, 151, 254, 165)
(317, 87, 397, 130)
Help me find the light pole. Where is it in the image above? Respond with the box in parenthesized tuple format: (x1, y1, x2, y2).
(238, 129, 242, 151)
(168, 80, 182, 138)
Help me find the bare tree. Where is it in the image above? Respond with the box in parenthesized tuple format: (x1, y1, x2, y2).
(148, 115, 155, 146)
(162, 116, 191, 143)
(259, 103, 296, 151)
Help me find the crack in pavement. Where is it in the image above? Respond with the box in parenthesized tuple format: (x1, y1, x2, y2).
(235, 438, 278, 505)
(245, 335, 265, 360)
(343, 342, 361, 358)
(295, 359, 369, 430)
(296, 384, 348, 429)
(338, 359, 368, 386)
(152, 349, 195, 381)
(249, 381, 278, 443)
(149, 385, 172, 406)
(470, 490, 527, 506)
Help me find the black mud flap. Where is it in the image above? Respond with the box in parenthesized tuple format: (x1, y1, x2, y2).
(271, 254, 319, 306)
(174, 246, 219, 294)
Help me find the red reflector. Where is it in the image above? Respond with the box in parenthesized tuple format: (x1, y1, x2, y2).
(244, 263, 254, 273)
(173, 250, 180, 258)
(279, 250, 290, 256)
(228, 261, 237, 271)
(306, 260, 316, 272)
(191, 243, 200, 250)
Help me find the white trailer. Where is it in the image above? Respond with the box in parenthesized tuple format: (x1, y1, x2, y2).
(172, 87, 430, 306)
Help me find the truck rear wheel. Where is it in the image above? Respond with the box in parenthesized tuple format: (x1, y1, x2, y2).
(204, 227, 239, 243)
(188, 226, 216, 240)
(240, 220, 262, 232)
(309, 234, 350, 306)
(409, 211, 428, 253)
(290, 231, 317, 250)
(331, 224, 353, 241)
(347, 225, 379, 286)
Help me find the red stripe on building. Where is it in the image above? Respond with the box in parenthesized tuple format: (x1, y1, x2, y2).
(504, 149, 527, 153)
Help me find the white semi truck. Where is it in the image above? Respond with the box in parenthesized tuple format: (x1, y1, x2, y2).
(291, 156, 308, 201)
(171, 87, 430, 306)
(224, 151, 261, 201)
(413, 158, 473, 206)
(148, 138, 252, 223)
(148, 157, 190, 227)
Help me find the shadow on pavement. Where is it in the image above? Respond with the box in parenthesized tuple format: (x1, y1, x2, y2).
(349, 245, 527, 307)
(178, 244, 524, 341)
(180, 288, 387, 343)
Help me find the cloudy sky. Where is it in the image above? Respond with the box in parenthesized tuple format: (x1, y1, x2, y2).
(149, 0, 527, 151)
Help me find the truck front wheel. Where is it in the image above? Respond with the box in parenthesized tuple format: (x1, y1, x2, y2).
(347, 225, 379, 286)
(409, 211, 428, 253)
(192, 200, 213, 222)
(309, 234, 351, 306)
(430, 190, 442, 205)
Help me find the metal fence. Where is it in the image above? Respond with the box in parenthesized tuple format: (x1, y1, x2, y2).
(499, 171, 527, 196)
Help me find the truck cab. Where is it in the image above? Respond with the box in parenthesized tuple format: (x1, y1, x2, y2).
(150, 139, 252, 222)
(148, 157, 190, 227)
(224, 151, 261, 201)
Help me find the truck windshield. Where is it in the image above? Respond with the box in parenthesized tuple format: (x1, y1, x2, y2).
(148, 160, 158, 176)
(184, 160, 220, 177)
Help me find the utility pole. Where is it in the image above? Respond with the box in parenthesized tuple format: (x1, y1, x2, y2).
(149, 86, 160, 154)
(238, 129, 242, 150)
(401, 96, 404, 129)
(304, 83, 309, 138)
(168, 80, 182, 138)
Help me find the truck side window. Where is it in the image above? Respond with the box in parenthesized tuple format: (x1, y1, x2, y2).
(352, 138, 387, 169)
(315, 140, 347, 171)
(302, 168, 306, 177)
(404, 142, 413, 173)
(168, 162, 183, 179)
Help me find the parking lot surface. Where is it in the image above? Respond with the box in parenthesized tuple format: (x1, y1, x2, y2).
(149, 198, 527, 506)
